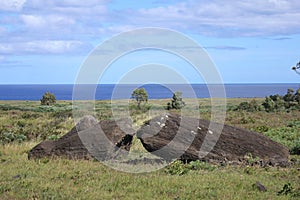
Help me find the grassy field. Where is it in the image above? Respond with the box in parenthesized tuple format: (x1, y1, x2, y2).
(1, 99, 300, 199)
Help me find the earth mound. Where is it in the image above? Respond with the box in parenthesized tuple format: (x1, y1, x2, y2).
(137, 114, 290, 166)
(28, 116, 135, 160)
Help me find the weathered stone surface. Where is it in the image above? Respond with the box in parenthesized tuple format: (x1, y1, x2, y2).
(28, 116, 135, 160)
(137, 114, 290, 166)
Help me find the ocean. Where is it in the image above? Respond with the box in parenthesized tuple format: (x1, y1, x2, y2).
(0, 84, 299, 100)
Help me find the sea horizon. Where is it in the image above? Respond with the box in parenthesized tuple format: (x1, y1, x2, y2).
(0, 83, 299, 101)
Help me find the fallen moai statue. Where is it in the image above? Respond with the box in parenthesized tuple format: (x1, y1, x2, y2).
(137, 114, 290, 167)
(28, 115, 135, 160)
(29, 114, 290, 167)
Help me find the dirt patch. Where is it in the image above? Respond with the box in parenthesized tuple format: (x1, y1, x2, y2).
(137, 114, 290, 166)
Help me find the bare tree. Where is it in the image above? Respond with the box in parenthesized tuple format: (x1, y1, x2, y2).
(292, 61, 300, 75)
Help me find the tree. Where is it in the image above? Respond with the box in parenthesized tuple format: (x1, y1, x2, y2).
(292, 61, 300, 75)
(131, 88, 148, 109)
(234, 99, 262, 112)
(262, 88, 300, 112)
(40, 92, 56, 106)
(167, 91, 185, 110)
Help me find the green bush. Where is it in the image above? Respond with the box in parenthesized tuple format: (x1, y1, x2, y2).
(167, 92, 185, 110)
(287, 120, 300, 128)
(165, 160, 216, 175)
(277, 183, 294, 196)
(187, 160, 216, 171)
(291, 139, 300, 155)
(165, 160, 189, 175)
(252, 125, 269, 133)
(262, 88, 300, 112)
(264, 127, 300, 148)
(40, 92, 56, 106)
(0, 132, 27, 144)
(47, 135, 60, 140)
(234, 99, 262, 112)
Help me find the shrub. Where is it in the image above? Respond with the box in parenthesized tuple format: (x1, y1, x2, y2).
(252, 125, 269, 133)
(234, 99, 262, 112)
(167, 92, 185, 110)
(277, 183, 294, 196)
(0, 132, 27, 144)
(187, 160, 216, 171)
(290, 139, 300, 155)
(262, 88, 300, 112)
(165, 160, 216, 175)
(262, 96, 280, 112)
(40, 92, 56, 106)
(264, 127, 300, 148)
(165, 160, 189, 175)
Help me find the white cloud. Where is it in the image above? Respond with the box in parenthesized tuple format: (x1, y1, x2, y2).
(205, 46, 246, 51)
(130, 0, 300, 36)
(20, 15, 45, 27)
(21, 14, 75, 28)
(25, 0, 109, 8)
(13, 0, 110, 39)
(0, 40, 92, 55)
(23, 0, 109, 15)
(1, 0, 300, 56)
(0, 0, 26, 12)
(0, 56, 5, 61)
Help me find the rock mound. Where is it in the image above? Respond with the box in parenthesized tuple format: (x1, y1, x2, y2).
(137, 114, 290, 166)
(28, 116, 135, 160)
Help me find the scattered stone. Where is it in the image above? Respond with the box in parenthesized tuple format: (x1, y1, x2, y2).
(255, 181, 267, 192)
(12, 174, 21, 180)
(28, 116, 135, 160)
(137, 114, 290, 165)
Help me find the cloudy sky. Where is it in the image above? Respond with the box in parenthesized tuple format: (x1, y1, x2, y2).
(0, 0, 299, 84)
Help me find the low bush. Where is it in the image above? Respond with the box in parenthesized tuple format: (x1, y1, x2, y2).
(164, 160, 216, 175)
(167, 92, 185, 110)
(0, 132, 27, 144)
(252, 125, 269, 133)
(264, 127, 300, 149)
(290, 139, 300, 155)
(233, 99, 262, 112)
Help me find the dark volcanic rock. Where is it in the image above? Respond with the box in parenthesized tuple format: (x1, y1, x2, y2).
(137, 114, 290, 166)
(28, 116, 135, 160)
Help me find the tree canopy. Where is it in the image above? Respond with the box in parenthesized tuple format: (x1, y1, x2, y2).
(40, 92, 56, 106)
(131, 88, 148, 109)
(292, 61, 300, 75)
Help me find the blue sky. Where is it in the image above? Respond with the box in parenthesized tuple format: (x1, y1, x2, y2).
(0, 0, 300, 84)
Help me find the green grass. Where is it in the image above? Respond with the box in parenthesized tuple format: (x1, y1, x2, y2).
(0, 99, 300, 199)
(0, 143, 300, 200)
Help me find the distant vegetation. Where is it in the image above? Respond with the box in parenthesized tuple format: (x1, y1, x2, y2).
(228, 88, 300, 155)
(131, 88, 148, 109)
(232, 88, 300, 113)
(40, 92, 56, 106)
(167, 91, 186, 110)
